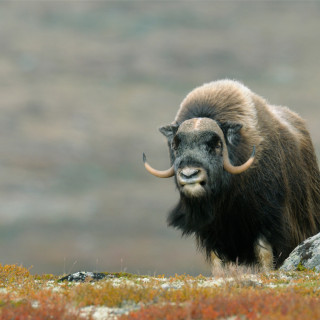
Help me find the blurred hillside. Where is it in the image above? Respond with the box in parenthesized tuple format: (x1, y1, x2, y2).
(1, 2, 320, 276)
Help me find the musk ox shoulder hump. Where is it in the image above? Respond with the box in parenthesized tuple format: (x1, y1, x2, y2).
(174, 79, 263, 147)
(266, 104, 307, 140)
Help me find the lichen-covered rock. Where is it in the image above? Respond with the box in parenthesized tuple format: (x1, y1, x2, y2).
(58, 271, 114, 282)
(280, 232, 320, 271)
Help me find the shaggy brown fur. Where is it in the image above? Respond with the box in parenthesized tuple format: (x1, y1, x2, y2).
(152, 80, 320, 269)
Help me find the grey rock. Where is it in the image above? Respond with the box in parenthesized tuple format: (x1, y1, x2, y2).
(58, 271, 115, 282)
(280, 232, 320, 271)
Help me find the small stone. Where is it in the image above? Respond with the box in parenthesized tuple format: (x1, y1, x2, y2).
(58, 271, 114, 282)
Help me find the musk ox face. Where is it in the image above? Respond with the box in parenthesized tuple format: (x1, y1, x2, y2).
(170, 118, 226, 198)
(173, 131, 222, 198)
(143, 117, 255, 198)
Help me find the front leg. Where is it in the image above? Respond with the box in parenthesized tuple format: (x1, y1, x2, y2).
(254, 236, 274, 271)
(210, 251, 223, 274)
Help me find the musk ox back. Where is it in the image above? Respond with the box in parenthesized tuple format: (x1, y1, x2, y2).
(143, 80, 320, 269)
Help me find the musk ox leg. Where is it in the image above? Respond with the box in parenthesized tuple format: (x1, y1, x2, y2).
(210, 252, 223, 273)
(254, 236, 274, 270)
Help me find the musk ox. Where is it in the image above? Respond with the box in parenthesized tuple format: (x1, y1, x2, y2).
(143, 80, 320, 270)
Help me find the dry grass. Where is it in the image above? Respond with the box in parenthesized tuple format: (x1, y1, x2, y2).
(211, 260, 261, 279)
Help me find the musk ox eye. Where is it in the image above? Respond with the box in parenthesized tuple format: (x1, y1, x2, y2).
(215, 141, 222, 150)
(206, 136, 221, 151)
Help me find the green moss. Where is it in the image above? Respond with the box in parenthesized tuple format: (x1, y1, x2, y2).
(296, 262, 316, 272)
(34, 274, 59, 281)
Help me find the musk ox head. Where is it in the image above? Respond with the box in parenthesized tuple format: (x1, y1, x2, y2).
(143, 117, 255, 198)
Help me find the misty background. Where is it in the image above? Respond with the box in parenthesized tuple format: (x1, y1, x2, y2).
(1, 2, 320, 276)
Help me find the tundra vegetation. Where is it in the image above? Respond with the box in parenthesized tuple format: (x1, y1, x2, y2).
(1, 263, 320, 319)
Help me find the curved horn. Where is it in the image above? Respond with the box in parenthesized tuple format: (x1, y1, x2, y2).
(143, 153, 175, 178)
(223, 146, 255, 175)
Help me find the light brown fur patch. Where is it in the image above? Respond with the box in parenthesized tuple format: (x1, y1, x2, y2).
(194, 118, 202, 130)
(254, 237, 274, 271)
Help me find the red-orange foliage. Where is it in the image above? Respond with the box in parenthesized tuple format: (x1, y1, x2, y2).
(122, 290, 320, 320)
(1, 264, 320, 319)
(0, 292, 86, 320)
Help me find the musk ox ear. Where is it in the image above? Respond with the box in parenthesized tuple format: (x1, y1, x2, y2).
(159, 124, 179, 142)
(220, 121, 243, 146)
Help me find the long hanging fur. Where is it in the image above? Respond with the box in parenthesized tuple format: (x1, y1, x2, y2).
(163, 80, 320, 268)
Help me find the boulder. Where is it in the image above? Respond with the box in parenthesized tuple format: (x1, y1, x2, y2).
(280, 232, 320, 272)
(58, 271, 114, 282)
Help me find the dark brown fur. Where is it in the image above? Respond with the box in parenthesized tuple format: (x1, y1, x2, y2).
(160, 80, 320, 268)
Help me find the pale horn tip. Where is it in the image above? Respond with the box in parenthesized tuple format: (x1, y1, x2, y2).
(143, 152, 175, 178)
